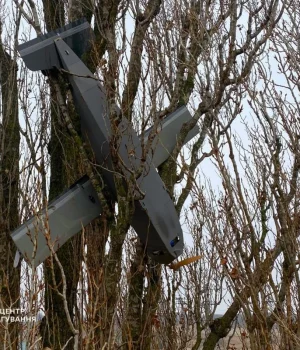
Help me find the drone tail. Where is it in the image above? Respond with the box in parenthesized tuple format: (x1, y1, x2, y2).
(18, 18, 92, 72)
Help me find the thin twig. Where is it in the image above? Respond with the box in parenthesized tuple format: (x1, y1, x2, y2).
(12, 0, 42, 35)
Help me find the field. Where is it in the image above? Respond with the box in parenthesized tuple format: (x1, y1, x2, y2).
(185, 328, 249, 350)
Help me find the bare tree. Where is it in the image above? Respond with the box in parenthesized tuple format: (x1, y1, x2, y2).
(0, 6, 21, 348)
(7, 0, 300, 349)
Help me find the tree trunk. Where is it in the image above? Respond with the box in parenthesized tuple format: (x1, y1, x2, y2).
(0, 41, 20, 349)
(40, 74, 83, 348)
(124, 240, 145, 349)
(39, 3, 84, 347)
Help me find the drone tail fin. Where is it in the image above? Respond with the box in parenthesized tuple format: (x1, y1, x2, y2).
(18, 18, 93, 72)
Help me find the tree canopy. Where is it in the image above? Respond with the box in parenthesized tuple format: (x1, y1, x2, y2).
(1, 0, 300, 349)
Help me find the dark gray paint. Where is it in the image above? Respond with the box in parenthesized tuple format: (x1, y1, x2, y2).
(143, 105, 199, 168)
(12, 176, 101, 266)
(54, 38, 183, 263)
(12, 106, 198, 266)
(14, 19, 200, 265)
(18, 19, 92, 73)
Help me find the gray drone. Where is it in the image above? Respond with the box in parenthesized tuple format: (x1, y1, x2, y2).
(12, 19, 199, 266)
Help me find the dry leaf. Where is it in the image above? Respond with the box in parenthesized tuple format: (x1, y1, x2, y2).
(221, 257, 228, 265)
(229, 267, 239, 279)
(152, 314, 160, 329)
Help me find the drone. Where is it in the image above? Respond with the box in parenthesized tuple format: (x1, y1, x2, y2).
(12, 19, 199, 266)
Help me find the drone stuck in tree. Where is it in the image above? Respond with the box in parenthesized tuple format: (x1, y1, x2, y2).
(12, 19, 199, 267)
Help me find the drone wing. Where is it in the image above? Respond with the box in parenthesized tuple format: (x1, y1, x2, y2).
(12, 176, 101, 266)
(12, 106, 198, 267)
